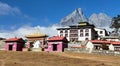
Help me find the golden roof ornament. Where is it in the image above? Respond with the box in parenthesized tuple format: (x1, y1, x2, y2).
(26, 28, 47, 37)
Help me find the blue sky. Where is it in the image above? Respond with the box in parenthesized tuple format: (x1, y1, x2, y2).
(0, 0, 120, 30)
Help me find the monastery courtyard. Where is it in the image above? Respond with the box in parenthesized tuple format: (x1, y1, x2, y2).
(0, 51, 120, 66)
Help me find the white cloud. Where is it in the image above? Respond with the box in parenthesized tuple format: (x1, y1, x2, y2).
(0, 2, 21, 15)
(0, 25, 60, 39)
(0, 1, 36, 22)
(0, 2, 61, 39)
(0, 33, 15, 39)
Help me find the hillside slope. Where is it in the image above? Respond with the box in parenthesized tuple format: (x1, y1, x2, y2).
(0, 51, 119, 66)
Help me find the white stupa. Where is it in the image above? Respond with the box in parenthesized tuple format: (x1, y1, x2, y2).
(33, 40, 41, 48)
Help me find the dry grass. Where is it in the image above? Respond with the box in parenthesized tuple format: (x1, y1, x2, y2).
(0, 51, 120, 66)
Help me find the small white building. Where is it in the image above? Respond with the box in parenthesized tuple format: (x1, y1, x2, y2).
(86, 41, 94, 53)
(0, 38, 6, 50)
(86, 40, 120, 51)
(109, 44, 114, 51)
(94, 28, 108, 39)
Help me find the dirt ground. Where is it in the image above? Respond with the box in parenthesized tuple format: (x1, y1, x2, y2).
(0, 51, 120, 66)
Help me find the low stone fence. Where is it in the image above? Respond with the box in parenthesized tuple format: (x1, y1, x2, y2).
(92, 50, 120, 56)
(68, 43, 81, 48)
(64, 48, 120, 56)
(64, 48, 89, 53)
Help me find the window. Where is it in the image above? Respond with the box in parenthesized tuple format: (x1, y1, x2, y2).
(60, 30, 63, 33)
(80, 33, 83, 37)
(85, 29, 89, 32)
(65, 30, 68, 33)
(70, 29, 78, 33)
(95, 31, 98, 34)
(85, 38, 88, 40)
(65, 34, 68, 37)
(70, 38, 78, 42)
(100, 31, 103, 34)
(85, 33, 89, 36)
(70, 34, 78, 37)
(80, 29, 83, 32)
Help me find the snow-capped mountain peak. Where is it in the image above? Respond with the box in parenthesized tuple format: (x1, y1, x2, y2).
(59, 8, 112, 32)
(89, 13, 112, 27)
(60, 8, 87, 26)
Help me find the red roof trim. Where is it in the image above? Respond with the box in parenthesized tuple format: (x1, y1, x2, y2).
(111, 42, 120, 45)
(47, 36, 67, 41)
(5, 38, 24, 42)
(90, 40, 110, 44)
(90, 40, 120, 45)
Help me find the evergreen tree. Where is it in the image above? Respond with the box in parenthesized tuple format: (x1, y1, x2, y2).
(110, 15, 120, 36)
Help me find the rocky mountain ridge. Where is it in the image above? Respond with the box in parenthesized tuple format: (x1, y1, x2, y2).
(60, 8, 112, 28)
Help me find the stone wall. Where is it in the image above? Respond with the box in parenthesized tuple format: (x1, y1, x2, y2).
(64, 48, 120, 56)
